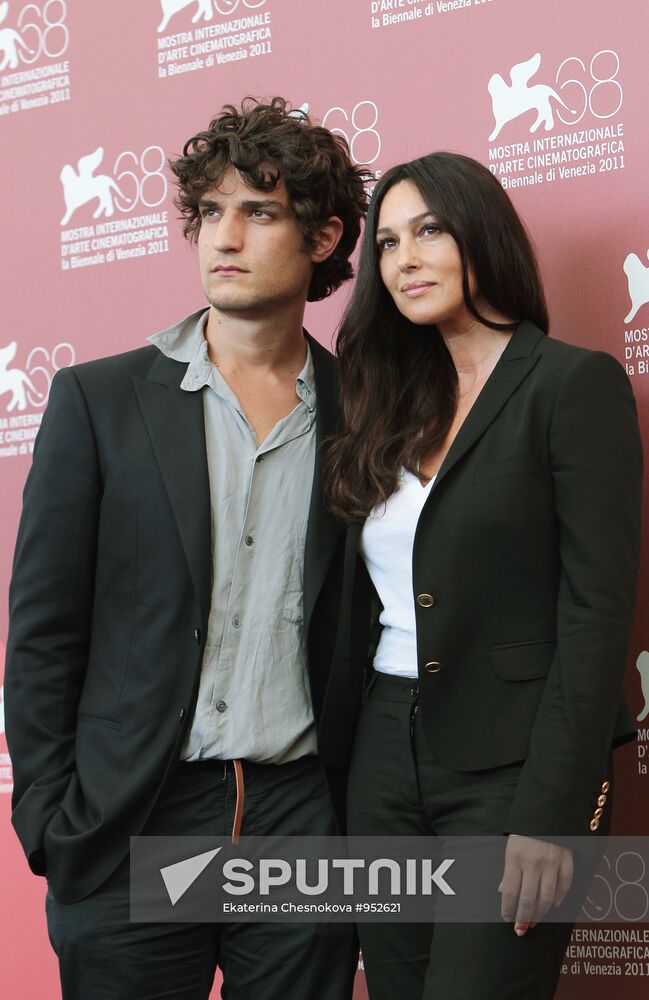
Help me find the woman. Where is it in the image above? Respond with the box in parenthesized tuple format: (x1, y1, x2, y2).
(321, 152, 643, 999)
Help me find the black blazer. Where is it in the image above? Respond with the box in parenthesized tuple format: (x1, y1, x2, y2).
(318, 321, 642, 840)
(4, 318, 344, 902)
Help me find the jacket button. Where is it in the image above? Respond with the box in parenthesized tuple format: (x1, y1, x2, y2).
(194, 628, 201, 643)
(590, 818, 600, 832)
(597, 794, 607, 807)
(424, 661, 442, 673)
(417, 594, 436, 608)
(601, 780, 610, 793)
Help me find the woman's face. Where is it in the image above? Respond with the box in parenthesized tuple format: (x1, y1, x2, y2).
(376, 180, 477, 334)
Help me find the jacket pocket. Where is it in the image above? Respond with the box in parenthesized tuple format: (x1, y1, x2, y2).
(474, 453, 542, 483)
(490, 639, 556, 680)
(76, 713, 121, 730)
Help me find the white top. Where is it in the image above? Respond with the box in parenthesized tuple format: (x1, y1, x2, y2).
(360, 470, 437, 679)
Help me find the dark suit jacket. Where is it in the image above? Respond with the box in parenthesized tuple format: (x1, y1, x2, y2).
(4, 316, 344, 902)
(318, 321, 642, 841)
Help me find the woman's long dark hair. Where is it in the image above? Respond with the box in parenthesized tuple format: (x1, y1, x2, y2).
(324, 151, 548, 522)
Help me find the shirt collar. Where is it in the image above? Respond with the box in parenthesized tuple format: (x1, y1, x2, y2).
(148, 308, 316, 408)
(148, 308, 209, 364)
(296, 344, 315, 411)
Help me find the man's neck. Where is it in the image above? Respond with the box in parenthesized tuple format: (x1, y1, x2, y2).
(204, 303, 308, 376)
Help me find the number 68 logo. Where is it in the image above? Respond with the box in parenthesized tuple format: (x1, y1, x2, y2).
(322, 101, 382, 165)
(17, 0, 69, 63)
(555, 50, 623, 124)
(25, 342, 75, 408)
(583, 849, 648, 922)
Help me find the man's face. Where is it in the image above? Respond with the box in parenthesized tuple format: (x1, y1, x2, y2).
(197, 166, 315, 317)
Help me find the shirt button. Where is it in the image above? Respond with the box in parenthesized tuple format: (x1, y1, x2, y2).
(232, 617, 241, 628)
(245, 535, 254, 546)
(417, 594, 436, 608)
(216, 700, 228, 713)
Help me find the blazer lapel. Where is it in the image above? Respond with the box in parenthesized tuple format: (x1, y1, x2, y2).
(303, 335, 344, 635)
(133, 350, 212, 626)
(433, 320, 545, 491)
(332, 521, 364, 660)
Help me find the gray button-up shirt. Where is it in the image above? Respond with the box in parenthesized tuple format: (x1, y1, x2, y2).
(149, 311, 317, 764)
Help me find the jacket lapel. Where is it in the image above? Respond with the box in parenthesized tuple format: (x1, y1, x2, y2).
(133, 349, 212, 626)
(303, 335, 344, 635)
(433, 320, 545, 491)
(332, 520, 364, 659)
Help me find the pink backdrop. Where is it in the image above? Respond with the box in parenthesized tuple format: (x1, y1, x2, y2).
(1, 1, 649, 996)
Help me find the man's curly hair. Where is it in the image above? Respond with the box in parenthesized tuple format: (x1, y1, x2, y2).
(169, 97, 371, 301)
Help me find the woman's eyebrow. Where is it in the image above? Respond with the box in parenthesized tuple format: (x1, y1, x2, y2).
(376, 212, 436, 236)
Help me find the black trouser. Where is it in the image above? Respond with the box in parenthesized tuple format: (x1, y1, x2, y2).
(46, 756, 358, 1000)
(347, 672, 608, 1000)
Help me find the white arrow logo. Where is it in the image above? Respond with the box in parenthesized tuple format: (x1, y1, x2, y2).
(160, 848, 222, 905)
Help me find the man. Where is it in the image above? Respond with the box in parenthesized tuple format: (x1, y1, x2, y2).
(5, 97, 369, 999)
